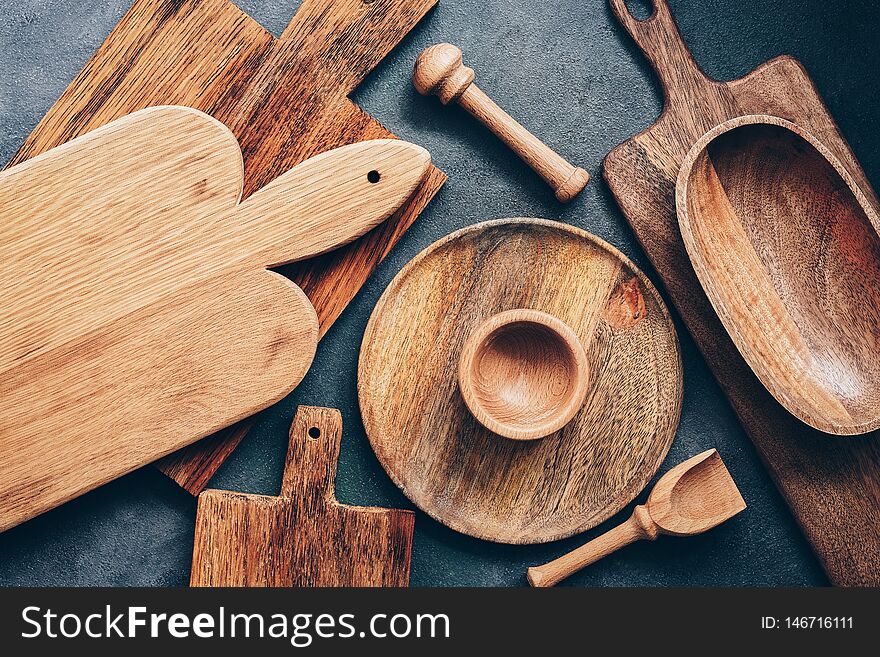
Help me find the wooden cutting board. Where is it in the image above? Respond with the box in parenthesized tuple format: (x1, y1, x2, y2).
(359, 219, 682, 543)
(7, 0, 446, 495)
(603, 0, 880, 585)
(0, 106, 430, 533)
(190, 406, 414, 586)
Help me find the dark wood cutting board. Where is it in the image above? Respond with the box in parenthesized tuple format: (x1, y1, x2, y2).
(7, 0, 445, 494)
(603, 0, 880, 585)
(190, 406, 414, 586)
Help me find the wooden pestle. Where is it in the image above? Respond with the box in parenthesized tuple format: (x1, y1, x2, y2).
(413, 43, 589, 202)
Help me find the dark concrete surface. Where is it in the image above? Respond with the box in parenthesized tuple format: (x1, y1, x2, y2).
(1, 0, 878, 586)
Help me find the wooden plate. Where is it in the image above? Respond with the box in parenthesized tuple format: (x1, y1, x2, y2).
(677, 115, 880, 435)
(358, 219, 682, 543)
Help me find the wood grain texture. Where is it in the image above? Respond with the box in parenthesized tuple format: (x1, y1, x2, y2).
(457, 309, 590, 441)
(7, 0, 446, 494)
(603, 0, 880, 584)
(677, 115, 880, 435)
(0, 107, 430, 532)
(358, 219, 682, 543)
(528, 449, 746, 586)
(190, 406, 414, 587)
(413, 43, 589, 202)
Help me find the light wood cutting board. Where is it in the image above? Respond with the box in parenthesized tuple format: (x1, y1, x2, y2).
(7, 0, 446, 494)
(191, 406, 414, 587)
(603, 0, 880, 585)
(0, 106, 430, 533)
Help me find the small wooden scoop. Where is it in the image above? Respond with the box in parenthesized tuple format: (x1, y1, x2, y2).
(528, 449, 745, 587)
(677, 115, 880, 435)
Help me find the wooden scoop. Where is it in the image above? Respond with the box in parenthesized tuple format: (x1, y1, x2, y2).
(528, 449, 745, 587)
(677, 115, 880, 435)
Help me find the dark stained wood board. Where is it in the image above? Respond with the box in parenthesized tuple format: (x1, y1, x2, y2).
(603, 0, 880, 585)
(190, 406, 414, 586)
(7, 0, 446, 494)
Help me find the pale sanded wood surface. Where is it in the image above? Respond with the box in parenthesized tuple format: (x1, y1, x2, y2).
(6, 0, 446, 494)
(528, 449, 746, 587)
(412, 43, 589, 202)
(0, 107, 430, 532)
(190, 406, 414, 587)
(358, 219, 682, 543)
(603, 0, 880, 584)
(677, 115, 880, 435)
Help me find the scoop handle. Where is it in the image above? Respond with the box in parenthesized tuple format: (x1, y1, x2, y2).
(608, 0, 711, 101)
(527, 505, 659, 587)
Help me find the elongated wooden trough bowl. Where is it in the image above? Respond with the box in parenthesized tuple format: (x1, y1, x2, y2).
(677, 115, 880, 435)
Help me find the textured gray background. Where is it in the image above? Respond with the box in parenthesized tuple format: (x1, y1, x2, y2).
(1, 0, 878, 586)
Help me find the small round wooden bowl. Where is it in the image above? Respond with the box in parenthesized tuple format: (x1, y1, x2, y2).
(457, 309, 589, 440)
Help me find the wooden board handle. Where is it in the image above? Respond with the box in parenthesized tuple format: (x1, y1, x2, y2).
(278, 0, 439, 94)
(527, 505, 659, 587)
(234, 139, 431, 268)
(608, 0, 710, 100)
(280, 406, 343, 500)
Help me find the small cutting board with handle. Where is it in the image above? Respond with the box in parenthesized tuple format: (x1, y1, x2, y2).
(8, 0, 446, 494)
(603, 0, 880, 585)
(190, 406, 414, 587)
(0, 106, 430, 532)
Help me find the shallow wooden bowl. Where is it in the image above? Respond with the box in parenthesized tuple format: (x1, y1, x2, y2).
(677, 115, 880, 435)
(458, 308, 590, 441)
(358, 219, 682, 543)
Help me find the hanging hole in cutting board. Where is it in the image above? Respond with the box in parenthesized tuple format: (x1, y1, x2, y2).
(308, 427, 321, 440)
(367, 170, 381, 183)
(624, 0, 654, 21)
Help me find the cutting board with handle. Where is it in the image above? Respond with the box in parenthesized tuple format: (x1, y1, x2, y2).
(603, 0, 880, 585)
(190, 406, 414, 586)
(0, 106, 430, 533)
(7, 0, 445, 495)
